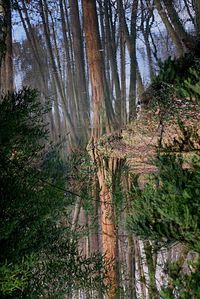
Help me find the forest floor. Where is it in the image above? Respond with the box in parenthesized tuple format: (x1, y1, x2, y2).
(94, 102, 200, 175)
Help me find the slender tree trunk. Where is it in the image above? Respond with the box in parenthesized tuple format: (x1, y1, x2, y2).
(104, 0, 122, 124)
(83, 3, 120, 297)
(136, 240, 147, 299)
(120, 24, 127, 124)
(127, 235, 137, 299)
(154, 0, 184, 56)
(140, 0, 155, 80)
(123, 173, 137, 299)
(162, 0, 195, 49)
(39, 0, 78, 145)
(194, 0, 200, 37)
(118, 0, 138, 121)
(0, 0, 13, 93)
(144, 241, 159, 299)
(129, 0, 138, 121)
(69, 0, 90, 143)
(136, 64, 145, 98)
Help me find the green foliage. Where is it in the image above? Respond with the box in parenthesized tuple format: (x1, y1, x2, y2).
(0, 256, 35, 296)
(160, 259, 200, 299)
(144, 54, 200, 108)
(127, 151, 200, 298)
(0, 88, 106, 298)
(127, 154, 200, 251)
(155, 54, 197, 85)
(182, 67, 200, 103)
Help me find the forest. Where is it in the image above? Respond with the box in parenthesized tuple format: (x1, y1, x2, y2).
(0, 0, 200, 298)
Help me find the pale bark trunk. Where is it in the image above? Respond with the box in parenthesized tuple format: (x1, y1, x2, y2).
(136, 240, 147, 299)
(144, 241, 159, 299)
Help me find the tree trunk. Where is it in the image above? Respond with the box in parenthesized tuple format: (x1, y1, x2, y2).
(129, 0, 138, 121)
(39, 0, 78, 145)
(194, 0, 200, 37)
(82, 0, 116, 140)
(123, 173, 137, 299)
(120, 23, 127, 124)
(144, 241, 159, 299)
(83, 1, 120, 297)
(104, 0, 122, 125)
(117, 0, 138, 121)
(96, 156, 122, 299)
(136, 240, 147, 299)
(154, 0, 184, 57)
(69, 0, 90, 143)
(162, 0, 195, 50)
(0, 0, 13, 93)
(140, 0, 155, 80)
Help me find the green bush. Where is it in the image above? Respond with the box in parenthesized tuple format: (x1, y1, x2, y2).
(0, 88, 105, 298)
(127, 154, 200, 251)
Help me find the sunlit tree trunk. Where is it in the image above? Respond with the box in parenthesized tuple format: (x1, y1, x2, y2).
(83, 1, 120, 297)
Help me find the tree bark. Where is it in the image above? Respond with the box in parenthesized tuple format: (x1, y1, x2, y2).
(83, 2, 120, 297)
(83, 0, 116, 140)
(194, 0, 200, 37)
(117, 0, 138, 121)
(144, 240, 159, 299)
(39, 0, 78, 145)
(162, 0, 195, 50)
(69, 0, 90, 143)
(0, 0, 13, 93)
(154, 0, 184, 57)
(104, 0, 122, 124)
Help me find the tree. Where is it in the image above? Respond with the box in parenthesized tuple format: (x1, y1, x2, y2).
(82, 1, 121, 298)
(0, 0, 13, 93)
(0, 88, 106, 298)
